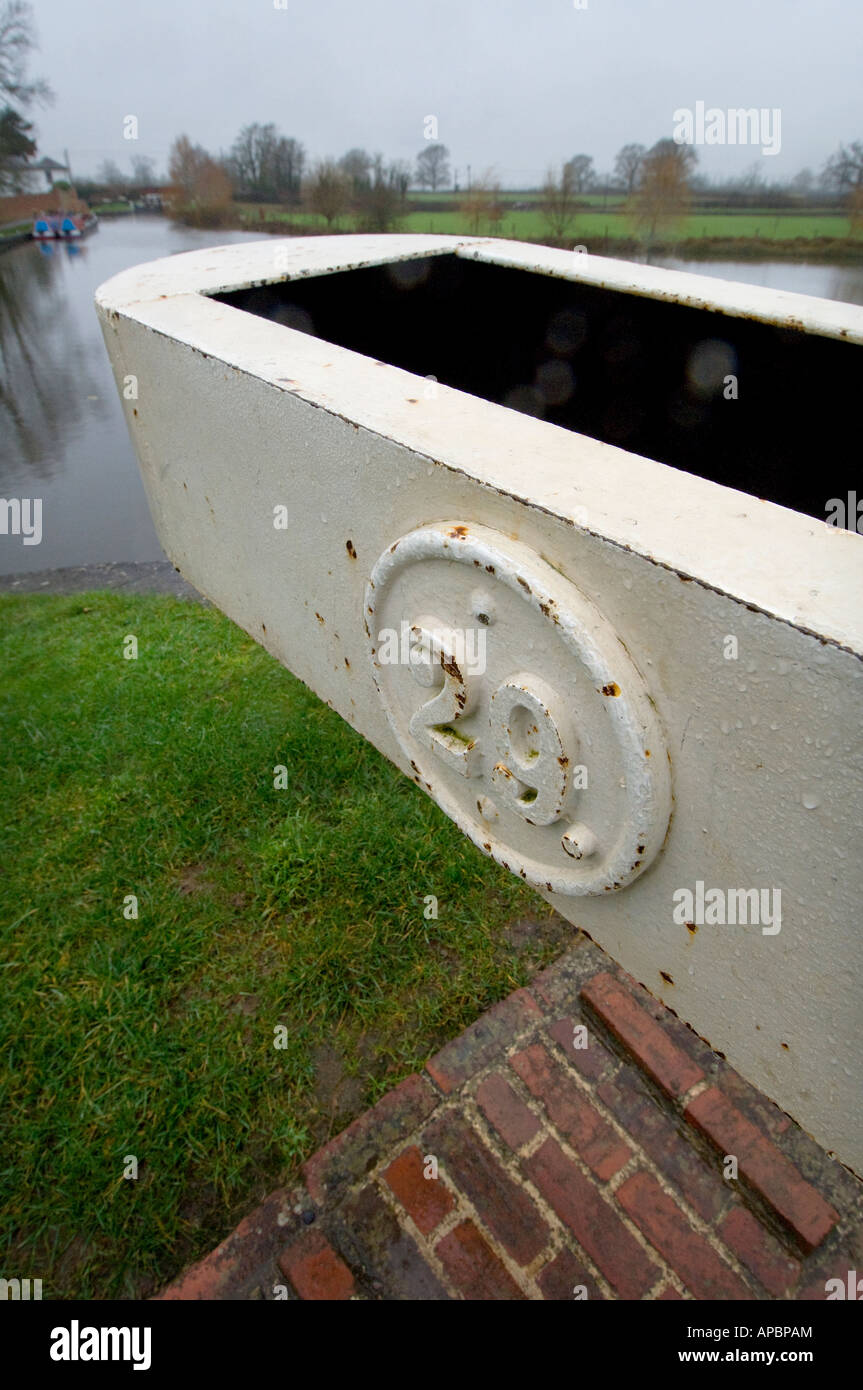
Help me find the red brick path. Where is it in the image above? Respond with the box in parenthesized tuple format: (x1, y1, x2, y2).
(157, 938, 862, 1300)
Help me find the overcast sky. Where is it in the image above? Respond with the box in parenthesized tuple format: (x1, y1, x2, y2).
(28, 0, 863, 184)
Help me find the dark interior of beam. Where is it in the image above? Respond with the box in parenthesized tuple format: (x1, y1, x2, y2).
(215, 253, 859, 523)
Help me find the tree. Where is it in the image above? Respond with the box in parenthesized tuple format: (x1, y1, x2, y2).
(564, 153, 595, 193)
(129, 154, 156, 188)
(539, 162, 578, 240)
(790, 167, 814, 194)
(823, 142, 863, 233)
(271, 135, 304, 201)
(228, 122, 268, 198)
(306, 159, 351, 228)
(0, 103, 33, 190)
(613, 143, 645, 195)
(388, 158, 411, 201)
(167, 134, 231, 218)
(823, 141, 863, 195)
(228, 123, 304, 201)
(630, 138, 697, 247)
(97, 158, 128, 191)
(355, 160, 407, 232)
(0, 1, 50, 109)
(168, 136, 208, 199)
(339, 147, 373, 192)
(0, 2, 50, 190)
(415, 142, 450, 191)
(460, 169, 504, 235)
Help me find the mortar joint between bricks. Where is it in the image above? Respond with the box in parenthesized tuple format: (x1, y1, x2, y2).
(680, 1113, 836, 1261)
(361, 1094, 555, 1299)
(386, 1146, 547, 1300)
(372, 1178, 469, 1300)
(578, 993, 698, 1115)
(502, 1018, 767, 1297)
(429, 1087, 587, 1296)
(461, 1087, 638, 1300)
(679, 1077, 711, 1109)
(428, 1110, 553, 1298)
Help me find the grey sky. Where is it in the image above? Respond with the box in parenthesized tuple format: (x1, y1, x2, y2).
(30, 0, 863, 183)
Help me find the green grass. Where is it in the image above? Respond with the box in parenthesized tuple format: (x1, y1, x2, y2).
(0, 592, 562, 1299)
(236, 200, 858, 246)
(400, 209, 855, 241)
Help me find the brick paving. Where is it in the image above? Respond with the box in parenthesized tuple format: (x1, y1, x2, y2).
(157, 936, 863, 1301)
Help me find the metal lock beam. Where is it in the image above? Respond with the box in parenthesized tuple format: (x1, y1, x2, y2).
(96, 235, 863, 1173)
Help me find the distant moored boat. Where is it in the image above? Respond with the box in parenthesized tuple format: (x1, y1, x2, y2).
(32, 210, 99, 240)
(58, 212, 99, 239)
(32, 213, 60, 239)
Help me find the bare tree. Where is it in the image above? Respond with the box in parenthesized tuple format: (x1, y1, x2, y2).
(823, 142, 863, 194)
(460, 169, 504, 235)
(168, 136, 210, 200)
(564, 153, 595, 193)
(539, 162, 578, 240)
(0, 1, 50, 109)
(228, 123, 304, 201)
(129, 154, 156, 187)
(629, 138, 697, 248)
(167, 135, 231, 219)
(613, 143, 646, 194)
(339, 147, 373, 192)
(271, 135, 304, 201)
(388, 158, 411, 201)
(97, 159, 128, 191)
(355, 160, 407, 232)
(306, 159, 351, 228)
(415, 142, 450, 191)
(823, 143, 863, 234)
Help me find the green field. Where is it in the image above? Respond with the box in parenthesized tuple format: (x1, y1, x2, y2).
(238, 201, 856, 245)
(0, 591, 564, 1298)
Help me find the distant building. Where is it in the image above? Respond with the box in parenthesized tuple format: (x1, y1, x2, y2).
(31, 156, 70, 191)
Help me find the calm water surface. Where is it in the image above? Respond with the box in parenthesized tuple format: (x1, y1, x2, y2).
(0, 217, 262, 575)
(1, 217, 861, 575)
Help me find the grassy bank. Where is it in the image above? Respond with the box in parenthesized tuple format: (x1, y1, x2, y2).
(227, 201, 863, 262)
(0, 592, 564, 1299)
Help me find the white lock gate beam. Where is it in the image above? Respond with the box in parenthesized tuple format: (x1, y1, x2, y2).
(96, 235, 863, 1174)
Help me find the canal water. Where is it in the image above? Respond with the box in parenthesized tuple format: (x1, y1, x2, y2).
(1, 216, 862, 575)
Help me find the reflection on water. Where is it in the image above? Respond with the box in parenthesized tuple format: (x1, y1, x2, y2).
(1, 240, 110, 482)
(1, 219, 861, 575)
(0, 217, 262, 575)
(655, 257, 863, 306)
